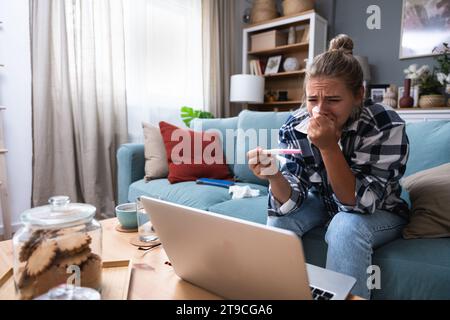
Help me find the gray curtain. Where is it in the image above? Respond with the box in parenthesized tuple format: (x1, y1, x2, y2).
(202, 0, 237, 118)
(30, 0, 128, 217)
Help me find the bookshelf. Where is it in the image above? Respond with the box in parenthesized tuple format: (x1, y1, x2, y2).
(264, 69, 306, 79)
(242, 11, 327, 112)
(248, 41, 309, 56)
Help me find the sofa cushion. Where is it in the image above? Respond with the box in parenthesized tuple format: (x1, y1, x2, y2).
(142, 122, 168, 181)
(191, 117, 238, 173)
(234, 110, 291, 186)
(404, 121, 450, 177)
(401, 163, 450, 239)
(372, 238, 450, 300)
(128, 179, 268, 211)
(159, 121, 233, 184)
(207, 196, 269, 224)
(402, 121, 450, 205)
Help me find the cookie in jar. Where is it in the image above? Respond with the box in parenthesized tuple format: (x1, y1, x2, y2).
(12, 196, 102, 300)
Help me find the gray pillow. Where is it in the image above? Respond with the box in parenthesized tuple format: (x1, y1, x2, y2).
(142, 122, 168, 181)
(401, 163, 450, 239)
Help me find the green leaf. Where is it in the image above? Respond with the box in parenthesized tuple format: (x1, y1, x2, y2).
(180, 106, 196, 127)
(180, 106, 215, 127)
(198, 111, 214, 119)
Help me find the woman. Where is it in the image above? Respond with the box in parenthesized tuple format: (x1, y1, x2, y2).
(247, 34, 410, 299)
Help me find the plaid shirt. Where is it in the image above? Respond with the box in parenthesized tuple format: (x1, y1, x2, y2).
(268, 103, 410, 218)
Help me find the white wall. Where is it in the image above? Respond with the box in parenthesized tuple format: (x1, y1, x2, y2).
(234, 0, 247, 75)
(0, 0, 33, 233)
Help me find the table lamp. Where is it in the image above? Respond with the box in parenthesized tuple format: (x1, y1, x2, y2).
(230, 74, 265, 109)
(354, 55, 372, 106)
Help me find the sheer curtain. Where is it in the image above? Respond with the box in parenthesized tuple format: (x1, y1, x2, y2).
(31, 0, 128, 217)
(202, 0, 237, 118)
(124, 0, 204, 143)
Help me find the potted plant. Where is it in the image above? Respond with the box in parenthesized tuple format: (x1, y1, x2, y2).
(434, 42, 450, 107)
(404, 64, 445, 108)
(418, 72, 446, 108)
(180, 106, 214, 128)
(403, 64, 429, 87)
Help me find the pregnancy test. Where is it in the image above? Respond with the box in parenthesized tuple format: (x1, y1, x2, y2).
(261, 149, 302, 155)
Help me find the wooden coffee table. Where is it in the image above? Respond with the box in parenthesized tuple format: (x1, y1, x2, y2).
(0, 218, 361, 300)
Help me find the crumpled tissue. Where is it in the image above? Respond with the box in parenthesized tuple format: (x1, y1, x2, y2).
(229, 185, 260, 200)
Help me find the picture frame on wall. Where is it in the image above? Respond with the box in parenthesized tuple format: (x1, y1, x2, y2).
(399, 0, 450, 59)
(265, 55, 282, 75)
(369, 84, 390, 104)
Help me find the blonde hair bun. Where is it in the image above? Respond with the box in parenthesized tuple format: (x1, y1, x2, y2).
(329, 34, 354, 55)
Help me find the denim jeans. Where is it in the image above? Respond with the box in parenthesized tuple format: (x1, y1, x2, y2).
(267, 192, 407, 299)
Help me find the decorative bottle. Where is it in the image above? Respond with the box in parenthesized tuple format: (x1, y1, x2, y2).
(399, 79, 414, 108)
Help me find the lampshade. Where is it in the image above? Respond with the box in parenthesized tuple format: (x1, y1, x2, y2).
(354, 55, 371, 82)
(230, 74, 265, 104)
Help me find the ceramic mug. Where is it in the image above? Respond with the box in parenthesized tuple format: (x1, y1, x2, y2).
(115, 203, 138, 229)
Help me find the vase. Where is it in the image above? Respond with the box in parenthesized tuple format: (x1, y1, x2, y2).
(418, 94, 446, 108)
(399, 79, 414, 108)
(251, 0, 279, 24)
(288, 26, 296, 45)
(282, 0, 314, 16)
(381, 87, 397, 108)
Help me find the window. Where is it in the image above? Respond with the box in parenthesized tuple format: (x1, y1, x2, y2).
(124, 0, 204, 142)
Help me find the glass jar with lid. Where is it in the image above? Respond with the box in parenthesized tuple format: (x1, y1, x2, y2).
(12, 196, 102, 300)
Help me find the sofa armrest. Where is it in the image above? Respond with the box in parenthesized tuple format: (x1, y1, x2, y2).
(117, 144, 145, 204)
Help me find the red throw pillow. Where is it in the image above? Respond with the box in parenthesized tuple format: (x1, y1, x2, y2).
(159, 121, 233, 184)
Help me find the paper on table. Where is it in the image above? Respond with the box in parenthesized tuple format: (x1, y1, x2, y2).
(229, 185, 260, 200)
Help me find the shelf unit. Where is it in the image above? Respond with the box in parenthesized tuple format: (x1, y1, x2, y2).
(242, 11, 327, 112)
(248, 42, 309, 56)
(396, 108, 450, 122)
(0, 20, 12, 240)
(264, 69, 306, 79)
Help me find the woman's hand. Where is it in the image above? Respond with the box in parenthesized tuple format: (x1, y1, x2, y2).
(308, 114, 342, 151)
(247, 147, 279, 180)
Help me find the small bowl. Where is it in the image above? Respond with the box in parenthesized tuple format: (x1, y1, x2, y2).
(115, 203, 138, 229)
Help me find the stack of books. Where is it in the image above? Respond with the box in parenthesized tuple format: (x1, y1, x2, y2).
(249, 59, 266, 76)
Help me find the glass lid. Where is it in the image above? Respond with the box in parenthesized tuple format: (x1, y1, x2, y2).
(21, 196, 96, 228)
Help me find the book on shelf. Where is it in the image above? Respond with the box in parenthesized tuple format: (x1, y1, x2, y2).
(252, 60, 261, 76)
(255, 60, 262, 76)
(259, 59, 266, 75)
(254, 60, 259, 75)
(249, 59, 267, 76)
(301, 25, 310, 43)
(250, 60, 256, 75)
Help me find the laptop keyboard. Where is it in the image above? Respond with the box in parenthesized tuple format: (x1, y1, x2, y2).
(310, 286, 334, 300)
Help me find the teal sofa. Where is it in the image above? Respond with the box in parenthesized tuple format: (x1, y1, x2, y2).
(117, 110, 450, 300)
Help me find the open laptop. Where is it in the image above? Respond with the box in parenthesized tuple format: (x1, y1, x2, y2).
(142, 196, 356, 300)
